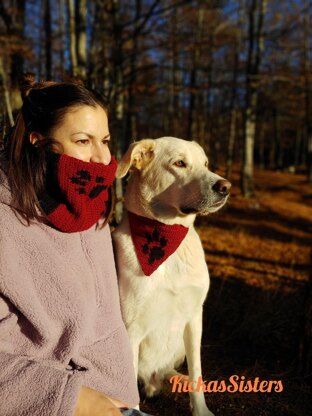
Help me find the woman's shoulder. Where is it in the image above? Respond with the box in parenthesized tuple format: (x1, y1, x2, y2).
(0, 153, 12, 206)
(0, 163, 32, 236)
(0, 164, 17, 227)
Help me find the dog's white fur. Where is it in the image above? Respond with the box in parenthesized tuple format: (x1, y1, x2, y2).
(113, 137, 230, 416)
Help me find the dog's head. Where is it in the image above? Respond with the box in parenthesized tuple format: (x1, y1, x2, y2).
(117, 137, 231, 219)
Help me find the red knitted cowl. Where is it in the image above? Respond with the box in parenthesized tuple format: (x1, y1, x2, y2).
(40, 152, 117, 232)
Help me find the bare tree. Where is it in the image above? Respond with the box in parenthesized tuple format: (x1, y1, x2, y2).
(44, 0, 52, 79)
(241, 0, 267, 197)
(0, 56, 14, 127)
(67, 0, 78, 76)
(76, 0, 87, 79)
(226, 0, 244, 178)
(187, 7, 204, 139)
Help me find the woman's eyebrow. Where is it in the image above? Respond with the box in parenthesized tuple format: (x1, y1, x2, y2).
(71, 132, 110, 140)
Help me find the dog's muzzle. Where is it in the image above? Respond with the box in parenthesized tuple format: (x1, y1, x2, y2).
(180, 179, 231, 215)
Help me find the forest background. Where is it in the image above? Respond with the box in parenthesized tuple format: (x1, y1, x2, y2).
(0, 1, 311, 415)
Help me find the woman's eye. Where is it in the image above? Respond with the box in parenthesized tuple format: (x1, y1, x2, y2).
(174, 160, 186, 168)
(102, 140, 110, 146)
(77, 139, 89, 145)
(205, 160, 208, 168)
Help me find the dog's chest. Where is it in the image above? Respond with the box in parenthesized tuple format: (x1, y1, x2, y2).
(114, 220, 210, 326)
(162, 230, 209, 291)
(135, 231, 209, 329)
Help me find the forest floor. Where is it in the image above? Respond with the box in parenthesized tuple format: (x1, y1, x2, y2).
(139, 165, 312, 416)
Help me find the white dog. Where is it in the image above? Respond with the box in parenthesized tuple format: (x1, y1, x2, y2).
(113, 137, 231, 416)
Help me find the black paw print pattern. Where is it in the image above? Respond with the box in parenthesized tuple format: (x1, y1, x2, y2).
(142, 229, 168, 265)
(69, 170, 107, 198)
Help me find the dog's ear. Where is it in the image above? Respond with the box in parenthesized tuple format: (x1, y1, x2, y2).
(117, 139, 156, 178)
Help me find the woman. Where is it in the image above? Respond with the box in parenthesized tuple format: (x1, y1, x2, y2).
(0, 75, 149, 416)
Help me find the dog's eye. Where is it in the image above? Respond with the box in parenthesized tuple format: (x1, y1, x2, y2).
(174, 160, 186, 168)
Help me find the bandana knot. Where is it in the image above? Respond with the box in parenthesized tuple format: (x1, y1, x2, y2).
(128, 211, 189, 276)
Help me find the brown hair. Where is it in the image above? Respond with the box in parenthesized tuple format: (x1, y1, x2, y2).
(4, 73, 113, 227)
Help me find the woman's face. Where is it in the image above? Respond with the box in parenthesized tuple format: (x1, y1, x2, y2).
(49, 104, 111, 165)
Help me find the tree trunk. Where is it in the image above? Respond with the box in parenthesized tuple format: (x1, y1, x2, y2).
(125, 0, 141, 142)
(59, 0, 66, 75)
(258, 119, 265, 169)
(226, 0, 243, 178)
(187, 8, 204, 139)
(110, 0, 125, 224)
(0, 56, 14, 127)
(10, 0, 25, 80)
(76, 0, 87, 79)
(167, 5, 178, 135)
(205, 30, 214, 156)
(173, 7, 183, 137)
(242, 95, 257, 196)
(226, 108, 237, 178)
(44, 0, 52, 79)
(67, 0, 78, 76)
(241, 0, 267, 197)
(274, 108, 283, 170)
(8, 0, 25, 111)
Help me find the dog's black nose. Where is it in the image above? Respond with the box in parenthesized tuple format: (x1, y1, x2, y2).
(212, 179, 232, 195)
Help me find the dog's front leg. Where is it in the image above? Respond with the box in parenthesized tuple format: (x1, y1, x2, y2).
(127, 325, 144, 411)
(127, 324, 142, 380)
(184, 310, 215, 416)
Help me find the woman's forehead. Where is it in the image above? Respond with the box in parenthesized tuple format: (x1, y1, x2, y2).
(55, 105, 109, 134)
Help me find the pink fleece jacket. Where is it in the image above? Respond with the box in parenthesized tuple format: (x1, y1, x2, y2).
(0, 155, 139, 415)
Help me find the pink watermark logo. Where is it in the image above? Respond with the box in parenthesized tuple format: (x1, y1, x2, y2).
(170, 375, 283, 393)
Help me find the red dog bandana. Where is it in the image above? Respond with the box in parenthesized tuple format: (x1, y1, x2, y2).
(40, 152, 117, 232)
(128, 211, 189, 276)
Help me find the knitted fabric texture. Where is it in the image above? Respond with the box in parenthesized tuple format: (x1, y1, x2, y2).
(128, 211, 189, 276)
(40, 152, 117, 232)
